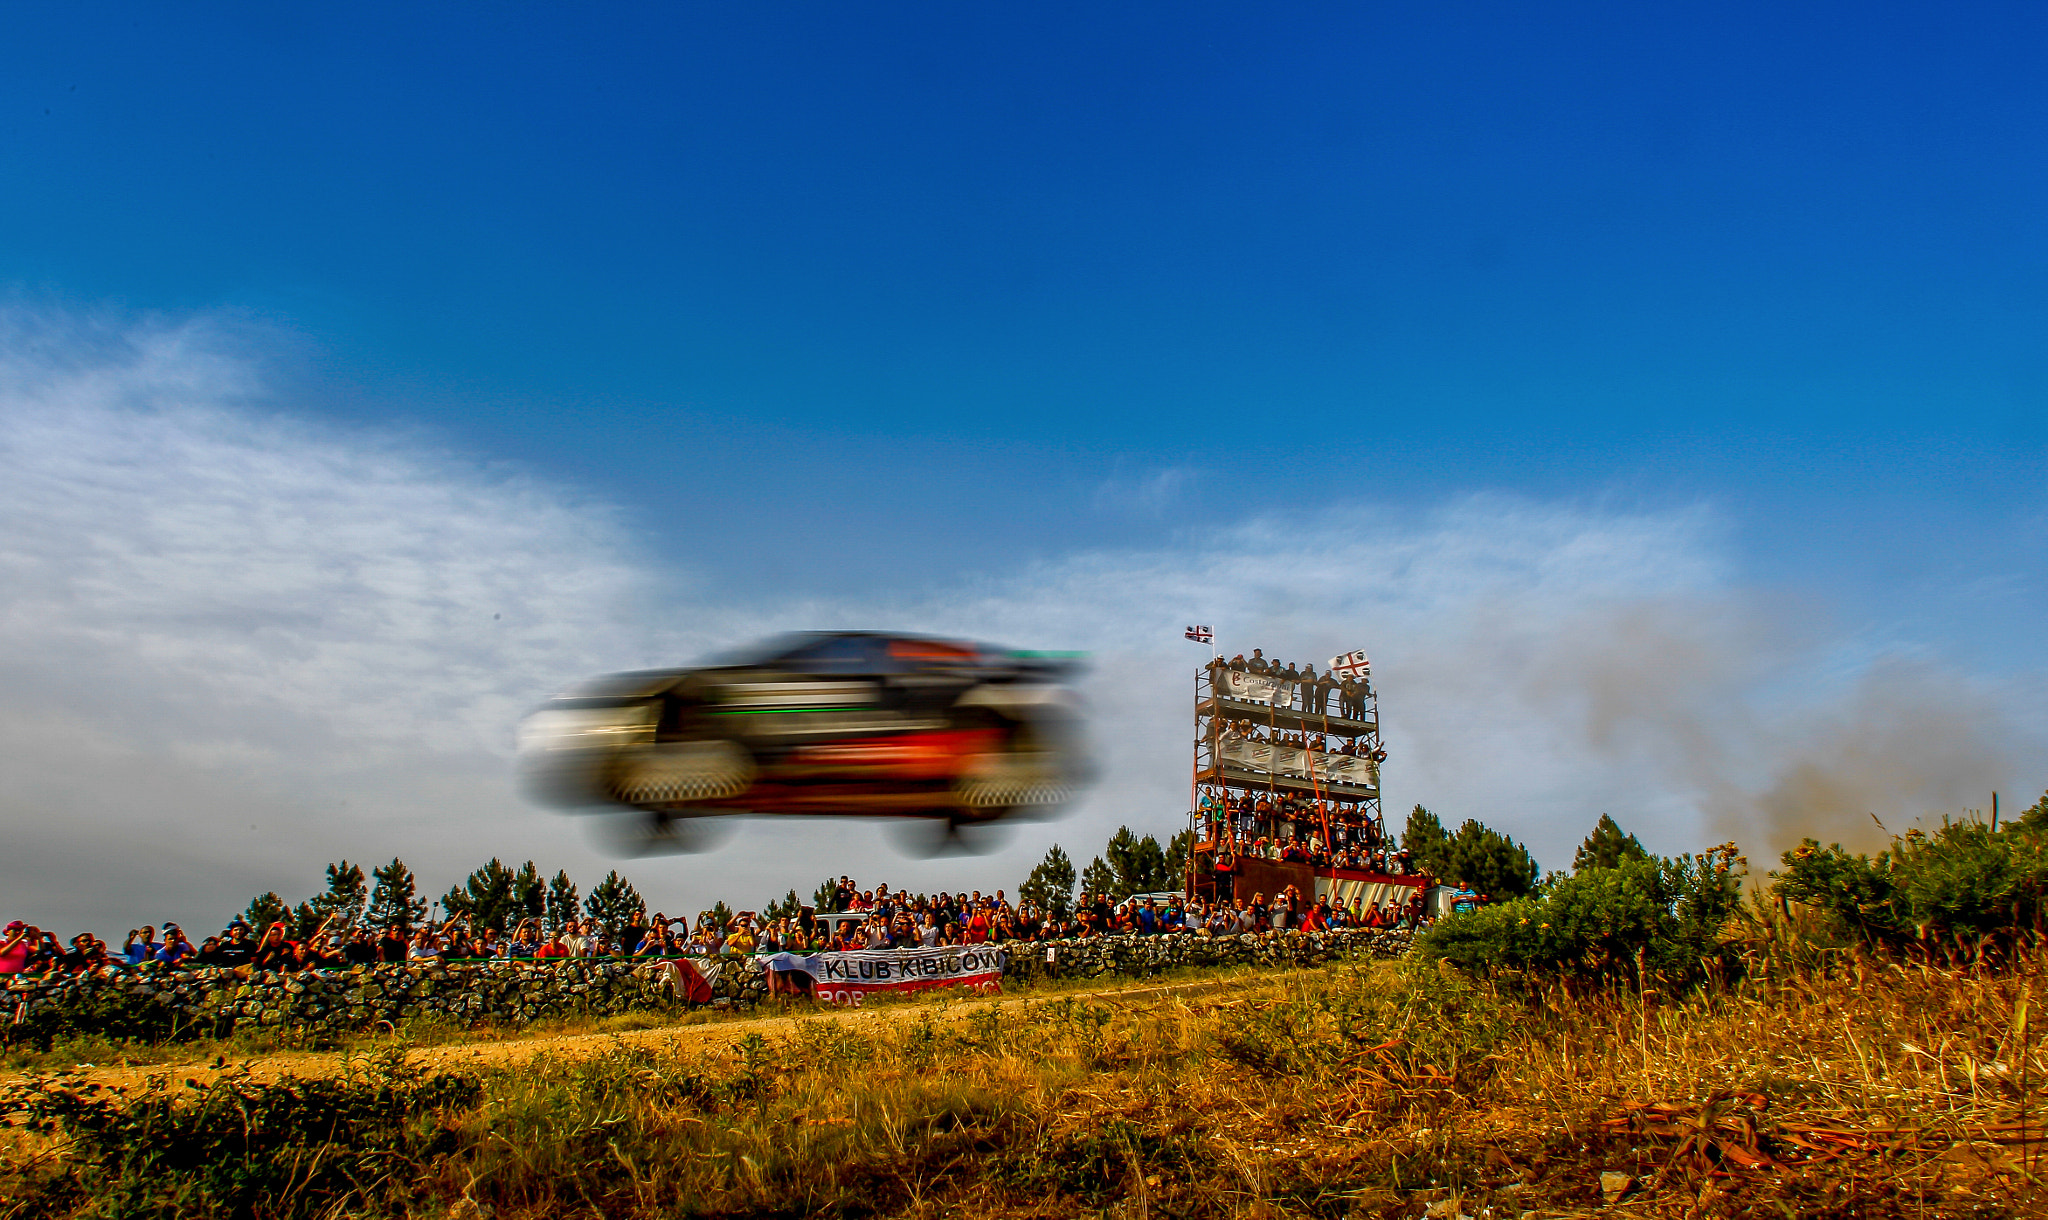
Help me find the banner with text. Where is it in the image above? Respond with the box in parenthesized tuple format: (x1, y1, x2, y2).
(763, 944, 1007, 1005)
(1218, 669, 1295, 706)
(1313, 873, 1422, 911)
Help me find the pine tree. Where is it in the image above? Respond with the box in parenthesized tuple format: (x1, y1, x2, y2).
(1079, 856, 1117, 900)
(583, 870, 643, 940)
(442, 858, 522, 932)
(242, 891, 287, 931)
(1402, 805, 1452, 876)
(513, 861, 547, 926)
(1574, 814, 1650, 872)
(544, 870, 579, 934)
(1163, 828, 1195, 892)
(1018, 844, 1077, 917)
(288, 901, 325, 940)
(764, 889, 804, 920)
(365, 858, 426, 931)
(307, 860, 368, 929)
(708, 900, 734, 930)
(811, 877, 840, 914)
(1104, 826, 1168, 897)
(1442, 819, 1540, 898)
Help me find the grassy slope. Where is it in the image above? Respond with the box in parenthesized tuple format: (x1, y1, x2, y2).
(6, 947, 2047, 1219)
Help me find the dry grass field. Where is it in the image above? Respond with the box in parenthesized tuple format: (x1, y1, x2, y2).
(3, 937, 2045, 1219)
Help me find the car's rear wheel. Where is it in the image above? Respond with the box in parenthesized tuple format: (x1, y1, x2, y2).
(607, 740, 754, 807)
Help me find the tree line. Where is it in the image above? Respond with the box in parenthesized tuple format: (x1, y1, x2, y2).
(241, 858, 650, 941)
(237, 803, 1559, 947)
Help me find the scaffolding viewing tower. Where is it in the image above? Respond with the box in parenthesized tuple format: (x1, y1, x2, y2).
(1187, 651, 1424, 914)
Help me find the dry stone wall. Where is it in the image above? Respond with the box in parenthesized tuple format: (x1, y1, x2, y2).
(2, 926, 1413, 1047)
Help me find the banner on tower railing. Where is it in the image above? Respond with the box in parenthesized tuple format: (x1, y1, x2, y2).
(1218, 669, 1295, 706)
(1218, 736, 1379, 788)
(762, 944, 1006, 1006)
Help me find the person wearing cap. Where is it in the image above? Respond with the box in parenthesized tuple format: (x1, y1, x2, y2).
(155, 927, 195, 968)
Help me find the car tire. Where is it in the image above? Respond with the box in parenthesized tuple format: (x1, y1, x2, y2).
(951, 723, 1070, 816)
(608, 740, 754, 806)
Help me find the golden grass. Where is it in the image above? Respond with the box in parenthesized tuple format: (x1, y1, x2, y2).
(7, 940, 2048, 1218)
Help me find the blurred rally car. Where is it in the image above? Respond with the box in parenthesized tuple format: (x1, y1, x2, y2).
(517, 632, 1088, 850)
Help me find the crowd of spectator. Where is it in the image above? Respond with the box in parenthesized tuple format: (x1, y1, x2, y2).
(1205, 650, 1373, 719)
(1199, 788, 1412, 874)
(0, 871, 1431, 983)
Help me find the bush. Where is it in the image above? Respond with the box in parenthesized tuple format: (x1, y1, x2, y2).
(1775, 805, 2048, 944)
(3, 1048, 481, 1219)
(1417, 844, 1743, 985)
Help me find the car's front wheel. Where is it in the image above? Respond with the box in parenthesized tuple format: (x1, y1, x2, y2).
(607, 740, 754, 807)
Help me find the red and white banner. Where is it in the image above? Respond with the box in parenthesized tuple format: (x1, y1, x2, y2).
(763, 944, 1006, 1006)
(637, 957, 721, 1005)
(1312, 870, 1424, 912)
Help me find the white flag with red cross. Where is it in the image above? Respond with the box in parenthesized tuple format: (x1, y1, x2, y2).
(1327, 649, 1370, 680)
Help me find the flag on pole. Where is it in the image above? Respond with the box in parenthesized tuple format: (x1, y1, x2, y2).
(1328, 649, 1370, 679)
(1184, 625, 1213, 644)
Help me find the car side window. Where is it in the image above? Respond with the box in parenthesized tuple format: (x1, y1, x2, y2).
(783, 636, 891, 675)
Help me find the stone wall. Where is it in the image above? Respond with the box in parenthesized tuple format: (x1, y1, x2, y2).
(2, 926, 1413, 1047)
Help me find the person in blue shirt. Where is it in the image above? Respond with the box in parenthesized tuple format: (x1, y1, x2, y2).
(155, 927, 194, 967)
(122, 925, 158, 966)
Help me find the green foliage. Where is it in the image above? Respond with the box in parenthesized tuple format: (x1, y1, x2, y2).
(544, 870, 579, 935)
(707, 900, 735, 930)
(764, 889, 805, 921)
(1419, 843, 1744, 985)
(1104, 825, 1170, 897)
(241, 891, 287, 932)
(1775, 807, 2048, 943)
(2021, 787, 2048, 830)
(1019, 844, 1077, 917)
(441, 858, 525, 932)
(365, 858, 425, 931)
(307, 860, 368, 929)
(3, 1050, 480, 1219)
(1574, 814, 1649, 872)
(1079, 856, 1117, 900)
(1164, 828, 1194, 891)
(812, 877, 840, 914)
(287, 900, 325, 940)
(1402, 805, 1451, 875)
(583, 870, 644, 940)
(1399, 807, 1537, 897)
(513, 860, 547, 926)
(1441, 819, 1540, 898)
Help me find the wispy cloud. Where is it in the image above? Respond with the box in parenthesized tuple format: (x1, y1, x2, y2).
(0, 311, 2036, 934)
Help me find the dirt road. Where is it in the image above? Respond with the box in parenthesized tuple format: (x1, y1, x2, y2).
(14, 972, 1274, 1095)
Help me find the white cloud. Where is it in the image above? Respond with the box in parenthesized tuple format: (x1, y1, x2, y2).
(0, 311, 2038, 934)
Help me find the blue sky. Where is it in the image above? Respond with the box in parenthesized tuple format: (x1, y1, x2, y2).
(1, 5, 2043, 927)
